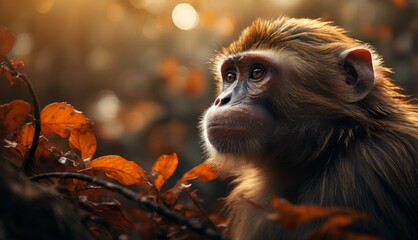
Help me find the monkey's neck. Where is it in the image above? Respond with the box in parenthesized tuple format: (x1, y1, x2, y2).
(263, 164, 317, 201)
(225, 159, 319, 203)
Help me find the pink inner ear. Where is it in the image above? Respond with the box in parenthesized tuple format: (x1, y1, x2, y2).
(346, 48, 372, 67)
(340, 47, 375, 102)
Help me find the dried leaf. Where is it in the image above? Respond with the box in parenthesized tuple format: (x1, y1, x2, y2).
(69, 127, 97, 161)
(9, 123, 36, 158)
(33, 137, 63, 168)
(0, 100, 31, 137)
(308, 216, 381, 240)
(152, 153, 178, 191)
(0, 59, 25, 85)
(269, 197, 367, 230)
(1, 69, 18, 85)
(0, 27, 15, 55)
(83, 198, 135, 231)
(179, 162, 218, 183)
(41, 102, 90, 138)
(17, 123, 35, 146)
(86, 155, 146, 185)
(162, 190, 178, 205)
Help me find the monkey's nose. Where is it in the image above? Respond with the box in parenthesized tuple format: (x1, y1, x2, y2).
(214, 95, 231, 107)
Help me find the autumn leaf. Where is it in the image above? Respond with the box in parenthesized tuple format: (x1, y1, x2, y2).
(179, 162, 218, 183)
(81, 197, 134, 231)
(152, 153, 178, 191)
(269, 197, 378, 239)
(308, 215, 381, 240)
(269, 197, 368, 230)
(0, 27, 15, 56)
(0, 100, 31, 137)
(41, 102, 90, 138)
(8, 123, 36, 158)
(85, 155, 146, 185)
(69, 127, 97, 161)
(0, 59, 25, 85)
(17, 123, 35, 146)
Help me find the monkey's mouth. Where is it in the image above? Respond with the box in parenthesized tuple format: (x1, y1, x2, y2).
(207, 120, 266, 138)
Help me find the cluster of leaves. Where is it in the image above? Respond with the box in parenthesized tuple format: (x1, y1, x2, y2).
(0, 93, 221, 238)
(0, 89, 222, 238)
(0, 27, 380, 240)
(0, 27, 223, 239)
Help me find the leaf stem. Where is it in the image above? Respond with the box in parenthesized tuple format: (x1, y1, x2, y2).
(185, 188, 218, 230)
(30, 172, 228, 240)
(1, 57, 41, 175)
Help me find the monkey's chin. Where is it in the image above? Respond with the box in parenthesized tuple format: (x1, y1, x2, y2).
(206, 125, 266, 154)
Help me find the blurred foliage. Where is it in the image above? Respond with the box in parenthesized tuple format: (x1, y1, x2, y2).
(0, 0, 416, 188)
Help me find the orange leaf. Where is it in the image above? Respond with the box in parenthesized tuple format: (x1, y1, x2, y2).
(0, 100, 31, 137)
(41, 103, 90, 138)
(69, 127, 97, 161)
(0, 27, 16, 55)
(152, 153, 178, 191)
(17, 123, 35, 146)
(179, 162, 218, 183)
(308, 216, 380, 240)
(270, 197, 368, 230)
(10, 123, 35, 158)
(86, 155, 146, 185)
(0, 59, 25, 85)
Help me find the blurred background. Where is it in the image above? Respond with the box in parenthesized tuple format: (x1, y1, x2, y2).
(0, 0, 417, 182)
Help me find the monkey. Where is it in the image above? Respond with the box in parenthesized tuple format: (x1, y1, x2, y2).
(201, 17, 418, 240)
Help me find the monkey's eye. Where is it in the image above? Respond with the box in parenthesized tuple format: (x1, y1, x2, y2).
(225, 71, 237, 83)
(250, 66, 265, 80)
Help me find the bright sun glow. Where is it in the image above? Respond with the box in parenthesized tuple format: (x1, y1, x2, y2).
(171, 3, 199, 30)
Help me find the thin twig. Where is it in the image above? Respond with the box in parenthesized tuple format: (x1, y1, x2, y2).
(185, 188, 217, 230)
(30, 172, 228, 240)
(1, 57, 41, 175)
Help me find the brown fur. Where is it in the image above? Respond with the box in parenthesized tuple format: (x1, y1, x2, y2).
(203, 17, 418, 239)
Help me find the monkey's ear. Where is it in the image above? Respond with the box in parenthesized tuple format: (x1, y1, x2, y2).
(340, 48, 375, 102)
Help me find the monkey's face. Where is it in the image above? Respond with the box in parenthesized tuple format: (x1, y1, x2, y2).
(202, 50, 281, 155)
(202, 17, 376, 162)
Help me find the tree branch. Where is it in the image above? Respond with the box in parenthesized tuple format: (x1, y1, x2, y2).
(1, 57, 41, 175)
(30, 172, 228, 240)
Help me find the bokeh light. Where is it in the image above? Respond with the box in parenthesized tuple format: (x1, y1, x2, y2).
(35, 0, 55, 14)
(129, 0, 151, 9)
(13, 33, 33, 57)
(144, 0, 167, 14)
(270, 0, 302, 9)
(172, 3, 199, 30)
(93, 90, 121, 122)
